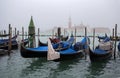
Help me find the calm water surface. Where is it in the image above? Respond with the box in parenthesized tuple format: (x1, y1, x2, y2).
(0, 49, 120, 78)
(0, 36, 120, 78)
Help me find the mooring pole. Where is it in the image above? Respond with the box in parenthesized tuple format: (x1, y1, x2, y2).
(85, 27, 87, 60)
(28, 35, 30, 47)
(114, 24, 117, 59)
(38, 28, 40, 46)
(4, 30, 6, 35)
(52, 29, 54, 38)
(22, 27, 24, 46)
(93, 28, 95, 50)
(15, 28, 16, 36)
(25, 32, 27, 39)
(57, 27, 61, 40)
(112, 28, 114, 39)
(8, 24, 12, 55)
(64, 28, 65, 37)
(75, 28, 77, 43)
(17, 30, 19, 35)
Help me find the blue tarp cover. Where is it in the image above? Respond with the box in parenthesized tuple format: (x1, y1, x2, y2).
(28, 46, 48, 51)
(59, 48, 77, 54)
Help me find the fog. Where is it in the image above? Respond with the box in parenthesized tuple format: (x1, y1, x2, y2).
(0, 0, 120, 32)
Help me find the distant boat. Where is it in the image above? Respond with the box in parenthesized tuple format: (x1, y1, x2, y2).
(89, 37, 113, 61)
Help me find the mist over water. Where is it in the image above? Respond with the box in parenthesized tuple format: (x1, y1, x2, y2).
(0, 0, 120, 31)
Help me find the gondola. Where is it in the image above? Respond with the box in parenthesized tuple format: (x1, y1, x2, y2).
(47, 36, 90, 61)
(0, 35, 17, 45)
(49, 36, 68, 44)
(20, 36, 75, 58)
(0, 38, 29, 50)
(20, 36, 89, 58)
(39, 36, 74, 51)
(61, 36, 69, 41)
(89, 37, 113, 61)
(53, 36, 74, 51)
(38, 40, 48, 46)
(98, 34, 107, 40)
(39, 36, 68, 46)
(118, 42, 120, 51)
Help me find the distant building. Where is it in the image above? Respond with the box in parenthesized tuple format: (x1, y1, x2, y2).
(92, 27, 110, 33)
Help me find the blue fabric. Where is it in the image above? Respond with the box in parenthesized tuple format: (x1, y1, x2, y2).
(80, 37, 90, 45)
(53, 37, 74, 49)
(28, 46, 48, 51)
(59, 48, 77, 54)
(93, 49, 108, 54)
(67, 37, 74, 44)
(104, 37, 110, 42)
(74, 37, 90, 51)
(27, 46, 77, 54)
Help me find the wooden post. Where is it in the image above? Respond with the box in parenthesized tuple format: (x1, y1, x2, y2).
(75, 28, 77, 43)
(64, 28, 65, 37)
(38, 28, 40, 46)
(4, 30, 6, 35)
(8, 24, 12, 54)
(114, 24, 117, 59)
(85, 27, 87, 59)
(25, 32, 27, 39)
(112, 28, 114, 40)
(52, 29, 54, 38)
(17, 30, 19, 35)
(22, 27, 24, 46)
(57, 27, 61, 40)
(93, 28, 95, 50)
(15, 28, 16, 36)
(28, 35, 30, 47)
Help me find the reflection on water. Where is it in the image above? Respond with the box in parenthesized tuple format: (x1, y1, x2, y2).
(86, 60, 109, 78)
(21, 56, 82, 78)
(21, 58, 47, 77)
(1, 49, 120, 78)
(48, 58, 82, 78)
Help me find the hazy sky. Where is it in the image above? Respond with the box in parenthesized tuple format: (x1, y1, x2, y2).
(0, 0, 120, 32)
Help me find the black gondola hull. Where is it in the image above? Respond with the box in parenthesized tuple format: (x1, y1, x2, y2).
(89, 48, 113, 61)
(20, 44, 84, 60)
(20, 45, 47, 58)
(55, 51, 84, 61)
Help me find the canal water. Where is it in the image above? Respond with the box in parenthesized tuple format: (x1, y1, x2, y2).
(0, 36, 120, 78)
(0, 50, 120, 78)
